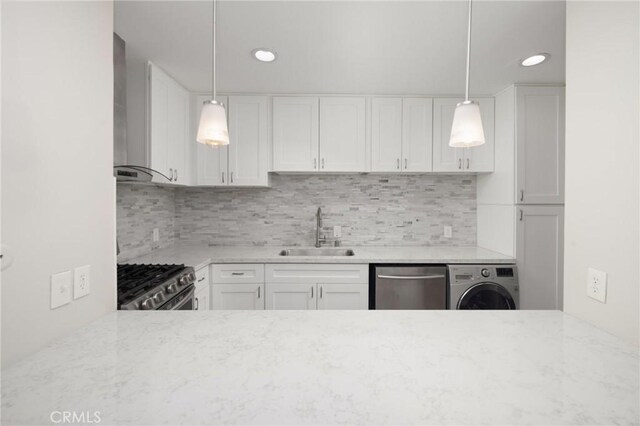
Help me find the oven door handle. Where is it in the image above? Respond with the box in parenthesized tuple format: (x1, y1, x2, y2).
(170, 285, 196, 310)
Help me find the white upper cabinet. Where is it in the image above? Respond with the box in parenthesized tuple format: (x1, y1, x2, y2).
(195, 94, 227, 185)
(195, 95, 269, 187)
(516, 86, 565, 204)
(433, 97, 494, 173)
(319, 97, 366, 172)
(371, 98, 403, 172)
(272, 97, 319, 172)
(148, 62, 191, 184)
(228, 96, 269, 186)
(402, 98, 433, 172)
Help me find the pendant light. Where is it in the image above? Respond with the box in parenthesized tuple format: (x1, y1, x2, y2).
(197, 0, 229, 146)
(449, 0, 485, 148)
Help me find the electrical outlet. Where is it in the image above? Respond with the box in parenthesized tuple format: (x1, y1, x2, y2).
(587, 268, 607, 303)
(51, 271, 72, 309)
(153, 228, 160, 242)
(444, 226, 452, 238)
(333, 226, 342, 238)
(74, 265, 91, 299)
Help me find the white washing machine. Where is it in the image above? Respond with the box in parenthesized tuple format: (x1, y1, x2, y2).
(448, 265, 519, 310)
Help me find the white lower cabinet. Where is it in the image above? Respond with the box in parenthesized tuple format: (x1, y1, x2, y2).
(265, 264, 369, 310)
(195, 285, 210, 311)
(516, 205, 564, 310)
(211, 284, 265, 310)
(317, 283, 368, 310)
(265, 283, 316, 310)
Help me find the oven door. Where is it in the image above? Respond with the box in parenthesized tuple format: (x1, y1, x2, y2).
(157, 285, 195, 310)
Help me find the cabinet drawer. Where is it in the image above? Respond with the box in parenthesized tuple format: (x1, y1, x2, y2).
(265, 264, 368, 284)
(195, 267, 210, 293)
(211, 264, 265, 283)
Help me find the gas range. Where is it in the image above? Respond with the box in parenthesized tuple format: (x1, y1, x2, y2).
(117, 264, 196, 310)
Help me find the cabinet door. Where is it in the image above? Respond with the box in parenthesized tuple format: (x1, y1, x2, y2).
(211, 284, 264, 310)
(265, 283, 316, 310)
(272, 97, 319, 172)
(317, 284, 368, 310)
(516, 205, 564, 310)
(195, 286, 210, 311)
(319, 97, 366, 172)
(432, 98, 464, 172)
(516, 86, 565, 204)
(402, 98, 433, 172)
(149, 64, 170, 179)
(228, 96, 269, 186)
(464, 98, 495, 173)
(167, 81, 189, 184)
(371, 98, 403, 172)
(195, 95, 227, 185)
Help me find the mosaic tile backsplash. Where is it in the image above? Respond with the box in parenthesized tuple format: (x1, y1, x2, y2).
(117, 174, 477, 260)
(117, 183, 175, 262)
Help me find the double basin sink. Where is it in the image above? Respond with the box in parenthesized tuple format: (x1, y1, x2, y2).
(278, 248, 355, 257)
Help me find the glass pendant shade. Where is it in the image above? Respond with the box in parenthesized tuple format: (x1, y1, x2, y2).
(197, 100, 229, 146)
(449, 100, 485, 148)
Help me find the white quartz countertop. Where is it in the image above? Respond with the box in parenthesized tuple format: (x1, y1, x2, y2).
(2, 311, 638, 425)
(124, 244, 514, 269)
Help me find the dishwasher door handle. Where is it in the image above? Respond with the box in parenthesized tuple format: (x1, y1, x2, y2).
(376, 275, 445, 280)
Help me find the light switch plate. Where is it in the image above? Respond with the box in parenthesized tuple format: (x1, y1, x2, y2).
(74, 265, 91, 299)
(587, 268, 607, 303)
(51, 271, 72, 309)
(152, 228, 160, 242)
(333, 226, 342, 238)
(444, 226, 453, 238)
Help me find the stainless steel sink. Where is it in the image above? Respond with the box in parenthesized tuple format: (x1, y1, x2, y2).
(278, 248, 355, 257)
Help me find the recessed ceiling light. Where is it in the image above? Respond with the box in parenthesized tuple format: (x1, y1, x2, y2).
(521, 53, 549, 67)
(252, 48, 277, 63)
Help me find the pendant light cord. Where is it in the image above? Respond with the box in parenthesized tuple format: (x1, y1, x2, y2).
(465, 0, 472, 101)
(212, 0, 217, 101)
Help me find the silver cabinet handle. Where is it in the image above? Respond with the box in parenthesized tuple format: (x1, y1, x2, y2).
(321, 158, 325, 169)
(466, 158, 470, 169)
(230, 172, 234, 183)
(195, 297, 199, 310)
(231, 272, 244, 276)
(520, 190, 524, 202)
(458, 159, 462, 170)
(376, 275, 446, 280)
(221, 172, 225, 183)
(197, 276, 205, 282)
(404, 158, 408, 169)
(519, 209, 524, 221)
(320, 286, 323, 299)
(311, 286, 314, 298)
(314, 158, 317, 169)
(169, 168, 174, 181)
(396, 158, 400, 170)
(257, 286, 261, 299)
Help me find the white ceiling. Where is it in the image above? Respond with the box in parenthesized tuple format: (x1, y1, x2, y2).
(115, 1, 565, 96)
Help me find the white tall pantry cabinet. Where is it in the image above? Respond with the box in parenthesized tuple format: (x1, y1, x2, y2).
(477, 85, 565, 310)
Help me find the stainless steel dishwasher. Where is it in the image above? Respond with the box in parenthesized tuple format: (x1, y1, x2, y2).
(373, 266, 447, 309)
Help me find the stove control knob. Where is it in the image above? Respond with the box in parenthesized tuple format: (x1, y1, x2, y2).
(179, 276, 190, 286)
(166, 283, 179, 293)
(481, 268, 490, 278)
(153, 292, 166, 304)
(140, 298, 156, 310)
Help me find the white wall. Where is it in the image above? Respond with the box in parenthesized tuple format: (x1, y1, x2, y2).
(1, 1, 115, 366)
(564, 1, 639, 345)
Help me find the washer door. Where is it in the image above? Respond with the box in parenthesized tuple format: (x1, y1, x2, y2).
(457, 282, 516, 310)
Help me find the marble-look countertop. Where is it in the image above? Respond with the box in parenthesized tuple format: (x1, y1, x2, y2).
(2, 311, 638, 425)
(124, 243, 514, 270)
